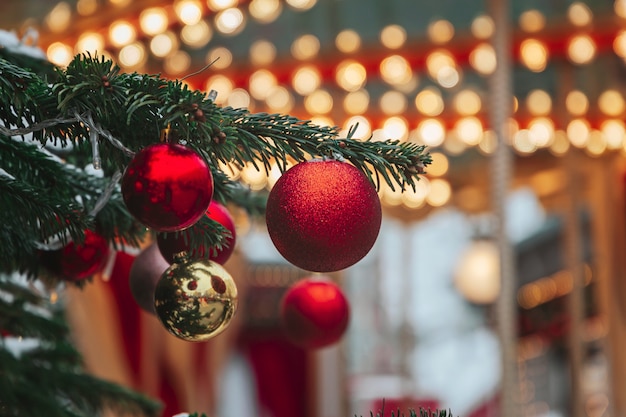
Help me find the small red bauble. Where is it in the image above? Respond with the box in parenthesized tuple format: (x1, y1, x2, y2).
(281, 277, 350, 349)
(39, 230, 110, 281)
(265, 159, 382, 272)
(129, 244, 170, 314)
(121, 142, 214, 232)
(156, 201, 237, 264)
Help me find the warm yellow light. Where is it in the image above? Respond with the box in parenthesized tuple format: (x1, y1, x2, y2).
(240, 162, 268, 190)
(520, 39, 548, 72)
(568, 2, 593, 27)
(226, 88, 251, 109)
(567, 119, 591, 147)
(513, 130, 536, 154)
(401, 177, 430, 209)
(249, 69, 278, 100)
(455, 117, 483, 146)
(427, 19, 455, 44)
(453, 89, 482, 116)
(77, 0, 98, 16)
(286, 0, 317, 10)
(379, 91, 407, 115)
(109, 0, 132, 6)
(601, 120, 625, 149)
(471, 15, 494, 39)
(455, 240, 500, 304)
(427, 152, 449, 177)
(206, 47, 233, 69)
(426, 179, 452, 207)
(335, 29, 361, 53)
(118, 42, 146, 69)
(549, 130, 570, 155)
(418, 119, 446, 147)
(380, 24, 407, 49)
(250, 40, 277, 66)
(426, 50, 455, 77)
(215, 8, 245, 35)
(249, 0, 282, 23)
(207, 0, 238, 11)
(47, 42, 73, 67)
(598, 90, 625, 116)
(470, 43, 497, 75)
(379, 181, 403, 207)
(614, 31, 626, 57)
(150, 31, 178, 57)
(415, 88, 444, 116)
(567, 35, 596, 65)
(566, 90, 589, 116)
(528, 117, 555, 147)
(109, 20, 136, 47)
(267, 159, 295, 190)
(526, 90, 552, 116)
(519, 9, 546, 32)
(586, 130, 606, 156)
(478, 130, 498, 155)
(206, 75, 234, 104)
(45, 2, 72, 33)
(343, 90, 370, 115)
(291, 66, 320, 96)
(291, 34, 320, 60)
(175, 0, 203, 25)
(140, 8, 169, 35)
(181, 21, 212, 48)
(383, 116, 409, 141)
(436, 66, 460, 88)
(343, 115, 371, 139)
(164, 50, 191, 74)
(266, 86, 294, 112)
(304, 89, 333, 114)
(380, 55, 413, 86)
(336, 60, 367, 92)
(75, 32, 104, 54)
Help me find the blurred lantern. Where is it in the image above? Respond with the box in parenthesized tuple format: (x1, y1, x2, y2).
(454, 239, 500, 304)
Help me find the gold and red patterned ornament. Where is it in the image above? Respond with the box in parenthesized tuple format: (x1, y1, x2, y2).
(157, 200, 237, 265)
(154, 257, 238, 342)
(121, 142, 214, 232)
(266, 159, 382, 272)
(128, 244, 170, 314)
(280, 277, 350, 349)
(39, 230, 110, 281)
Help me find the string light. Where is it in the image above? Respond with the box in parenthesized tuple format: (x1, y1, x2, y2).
(215, 8, 246, 35)
(417, 118, 445, 147)
(427, 19, 455, 44)
(470, 43, 497, 75)
(526, 90, 552, 116)
(150, 31, 178, 57)
(336, 29, 361, 53)
(291, 34, 320, 60)
(453, 89, 482, 115)
(292, 66, 321, 96)
(304, 89, 333, 114)
(249, 0, 283, 23)
(598, 89, 625, 116)
(567, 35, 596, 65)
(343, 90, 370, 114)
(109, 20, 136, 47)
(174, 0, 203, 25)
(471, 15, 494, 39)
(519, 9, 546, 33)
(118, 42, 146, 69)
(336, 60, 367, 92)
(380, 24, 407, 49)
(250, 40, 277, 66)
(415, 87, 444, 116)
(379, 91, 408, 115)
(181, 21, 212, 48)
(140, 7, 169, 35)
(206, 47, 233, 69)
(520, 39, 548, 72)
(47, 42, 73, 66)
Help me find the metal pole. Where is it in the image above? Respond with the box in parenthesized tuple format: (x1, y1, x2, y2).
(486, 0, 519, 416)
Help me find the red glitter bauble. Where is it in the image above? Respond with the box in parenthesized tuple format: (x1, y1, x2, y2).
(156, 201, 237, 265)
(265, 159, 382, 272)
(121, 143, 214, 232)
(281, 277, 350, 349)
(39, 230, 110, 281)
(129, 244, 170, 314)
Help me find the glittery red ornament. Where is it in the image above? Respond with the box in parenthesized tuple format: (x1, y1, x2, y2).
(39, 230, 110, 281)
(156, 201, 237, 265)
(265, 159, 382, 272)
(281, 277, 350, 349)
(121, 142, 214, 232)
(129, 244, 170, 314)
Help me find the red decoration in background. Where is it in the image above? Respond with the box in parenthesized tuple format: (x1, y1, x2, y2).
(157, 200, 237, 264)
(281, 277, 350, 349)
(39, 230, 110, 281)
(121, 143, 214, 232)
(128, 244, 170, 314)
(265, 159, 382, 272)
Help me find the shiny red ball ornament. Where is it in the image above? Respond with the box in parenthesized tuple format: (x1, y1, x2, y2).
(39, 230, 110, 281)
(129, 244, 170, 314)
(121, 142, 214, 232)
(156, 201, 236, 265)
(281, 277, 350, 349)
(266, 159, 382, 272)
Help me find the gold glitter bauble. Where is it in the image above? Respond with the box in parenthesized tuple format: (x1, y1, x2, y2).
(154, 258, 238, 342)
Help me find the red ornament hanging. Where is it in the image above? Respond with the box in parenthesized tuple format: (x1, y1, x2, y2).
(128, 244, 170, 314)
(121, 142, 214, 232)
(39, 230, 110, 281)
(281, 277, 350, 349)
(265, 159, 382, 272)
(156, 200, 237, 265)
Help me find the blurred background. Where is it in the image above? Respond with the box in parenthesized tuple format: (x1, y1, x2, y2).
(2, 0, 626, 416)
